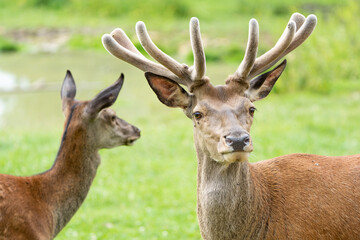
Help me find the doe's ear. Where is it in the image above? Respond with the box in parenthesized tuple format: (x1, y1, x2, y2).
(145, 72, 191, 109)
(61, 70, 76, 100)
(245, 59, 287, 102)
(86, 73, 124, 117)
(61, 70, 77, 114)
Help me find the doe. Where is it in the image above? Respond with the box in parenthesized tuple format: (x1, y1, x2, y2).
(103, 13, 360, 239)
(0, 71, 140, 239)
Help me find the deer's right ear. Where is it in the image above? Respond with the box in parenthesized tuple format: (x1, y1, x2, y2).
(145, 72, 191, 109)
(245, 60, 287, 102)
(85, 73, 124, 118)
(61, 70, 77, 114)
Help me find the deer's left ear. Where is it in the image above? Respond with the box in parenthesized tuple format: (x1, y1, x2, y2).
(61, 70, 77, 115)
(245, 59, 287, 102)
(85, 73, 124, 118)
(145, 72, 191, 109)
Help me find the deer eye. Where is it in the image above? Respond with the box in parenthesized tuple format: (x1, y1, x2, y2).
(249, 107, 256, 116)
(193, 111, 203, 120)
(111, 115, 116, 122)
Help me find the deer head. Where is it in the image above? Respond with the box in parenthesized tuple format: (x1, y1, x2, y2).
(60, 70, 140, 149)
(102, 13, 316, 163)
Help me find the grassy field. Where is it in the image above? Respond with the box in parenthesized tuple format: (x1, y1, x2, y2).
(1, 0, 360, 239)
(1, 88, 360, 239)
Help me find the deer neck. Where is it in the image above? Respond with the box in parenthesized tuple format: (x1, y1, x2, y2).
(39, 106, 101, 236)
(196, 147, 270, 239)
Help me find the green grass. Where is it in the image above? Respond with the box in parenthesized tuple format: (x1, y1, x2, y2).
(0, 36, 19, 52)
(0, 0, 360, 238)
(1, 87, 360, 239)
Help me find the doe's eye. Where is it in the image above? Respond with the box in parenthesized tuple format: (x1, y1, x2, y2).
(111, 115, 117, 121)
(249, 107, 256, 116)
(193, 111, 203, 120)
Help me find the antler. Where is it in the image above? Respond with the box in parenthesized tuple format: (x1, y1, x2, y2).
(102, 17, 206, 88)
(230, 13, 317, 84)
(102, 13, 316, 90)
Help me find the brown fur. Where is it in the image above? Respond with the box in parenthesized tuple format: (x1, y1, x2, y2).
(145, 69, 360, 239)
(0, 73, 140, 239)
(104, 14, 318, 239)
(197, 151, 360, 240)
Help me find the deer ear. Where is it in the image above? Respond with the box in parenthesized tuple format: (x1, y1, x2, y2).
(61, 70, 77, 114)
(145, 72, 191, 109)
(246, 59, 287, 102)
(86, 73, 124, 117)
(61, 70, 76, 99)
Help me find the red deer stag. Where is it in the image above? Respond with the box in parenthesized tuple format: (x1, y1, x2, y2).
(0, 71, 140, 239)
(103, 13, 360, 239)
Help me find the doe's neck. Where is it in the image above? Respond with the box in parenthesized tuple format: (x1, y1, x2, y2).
(40, 110, 101, 236)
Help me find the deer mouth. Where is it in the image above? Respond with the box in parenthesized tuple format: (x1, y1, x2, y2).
(220, 150, 252, 163)
(221, 144, 254, 154)
(218, 151, 249, 163)
(217, 135, 253, 162)
(125, 136, 140, 145)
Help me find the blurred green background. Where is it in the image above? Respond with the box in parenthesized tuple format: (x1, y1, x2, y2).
(0, 0, 360, 239)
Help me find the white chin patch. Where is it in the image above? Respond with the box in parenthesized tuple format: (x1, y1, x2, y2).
(222, 152, 250, 163)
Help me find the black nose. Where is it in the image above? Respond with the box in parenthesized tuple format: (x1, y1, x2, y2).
(133, 126, 141, 136)
(224, 134, 250, 151)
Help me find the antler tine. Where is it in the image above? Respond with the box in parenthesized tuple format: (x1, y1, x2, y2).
(189, 17, 206, 80)
(248, 14, 316, 79)
(136, 21, 193, 86)
(248, 19, 296, 79)
(274, 14, 317, 62)
(102, 33, 183, 84)
(110, 28, 143, 56)
(234, 18, 259, 80)
(290, 12, 306, 30)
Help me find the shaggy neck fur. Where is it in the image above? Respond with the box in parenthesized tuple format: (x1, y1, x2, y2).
(196, 145, 271, 240)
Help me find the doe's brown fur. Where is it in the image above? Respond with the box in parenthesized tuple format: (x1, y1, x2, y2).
(0, 71, 140, 239)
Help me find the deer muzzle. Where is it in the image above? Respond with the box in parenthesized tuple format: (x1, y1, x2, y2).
(224, 134, 250, 151)
(219, 131, 253, 154)
(125, 126, 141, 145)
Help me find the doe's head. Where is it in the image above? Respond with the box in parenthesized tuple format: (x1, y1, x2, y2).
(60, 70, 140, 149)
